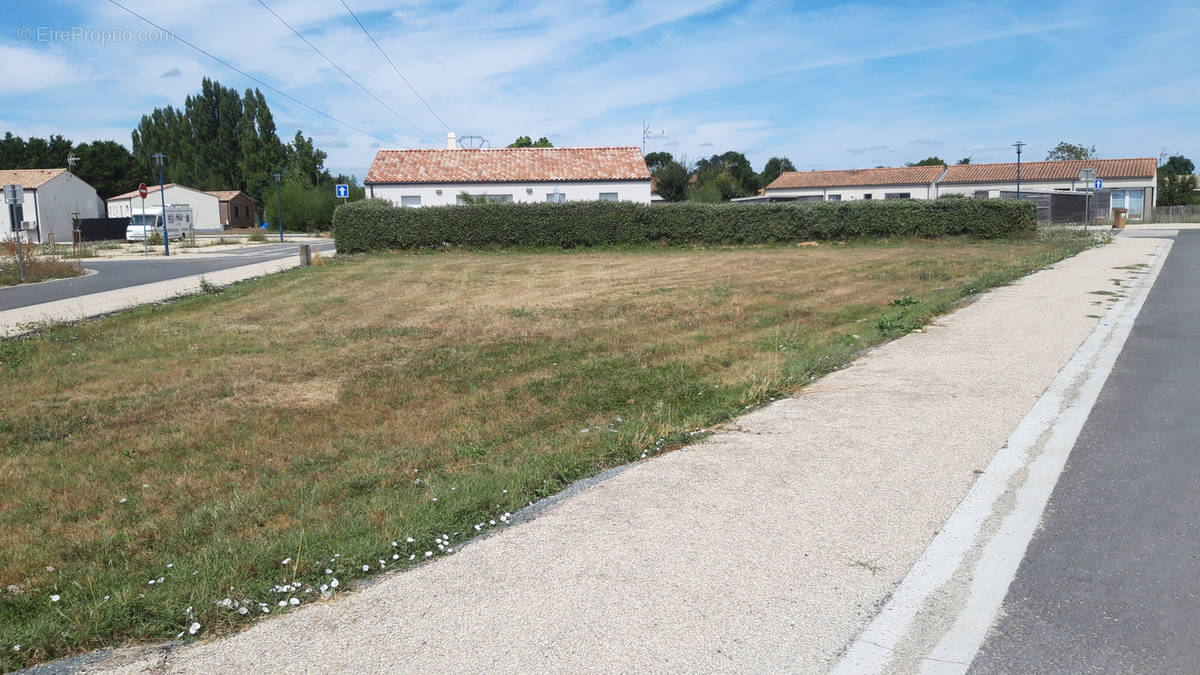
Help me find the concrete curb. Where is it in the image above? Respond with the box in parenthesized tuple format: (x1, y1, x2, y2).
(0, 251, 330, 337)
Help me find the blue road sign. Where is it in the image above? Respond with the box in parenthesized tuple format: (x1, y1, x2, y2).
(1094, 178, 1103, 190)
(335, 184, 349, 199)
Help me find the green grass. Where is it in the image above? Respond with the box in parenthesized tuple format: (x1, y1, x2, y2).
(0, 231, 1095, 668)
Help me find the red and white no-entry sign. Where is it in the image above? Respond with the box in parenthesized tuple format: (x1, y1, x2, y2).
(138, 183, 148, 199)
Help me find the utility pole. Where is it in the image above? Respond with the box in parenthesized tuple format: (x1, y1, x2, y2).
(1013, 141, 1025, 200)
(153, 153, 170, 257)
(274, 173, 284, 243)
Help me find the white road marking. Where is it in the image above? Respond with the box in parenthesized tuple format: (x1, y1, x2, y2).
(832, 238, 1173, 675)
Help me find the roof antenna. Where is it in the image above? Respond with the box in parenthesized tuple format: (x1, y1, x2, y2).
(642, 119, 664, 155)
(457, 135, 490, 149)
(66, 152, 79, 172)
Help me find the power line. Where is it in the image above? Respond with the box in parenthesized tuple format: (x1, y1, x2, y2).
(256, 0, 434, 141)
(339, 0, 453, 133)
(106, 0, 400, 147)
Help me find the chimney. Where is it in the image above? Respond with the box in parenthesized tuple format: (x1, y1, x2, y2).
(447, 131, 457, 150)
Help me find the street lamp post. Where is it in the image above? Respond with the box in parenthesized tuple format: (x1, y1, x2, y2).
(1012, 141, 1025, 200)
(273, 173, 284, 243)
(153, 153, 169, 256)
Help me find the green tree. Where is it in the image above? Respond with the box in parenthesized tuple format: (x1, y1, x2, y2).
(1160, 155, 1195, 176)
(183, 78, 244, 189)
(1045, 142, 1096, 161)
(0, 132, 23, 168)
(694, 151, 758, 199)
(507, 136, 553, 148)
(686, 181, 723, 203)
(652, 160, 689, 202)
(957, 157, 971, 164)
(132, 104, 194, 185)
(758, 156, 795, 188)
(284, 131, 328, 188)
(73, 140, 137, 198)
(1158, 155, 1198, 206)
(906, 156, 945, 166)
(237, 88, 287, 201)
(644, 151, 674, 173)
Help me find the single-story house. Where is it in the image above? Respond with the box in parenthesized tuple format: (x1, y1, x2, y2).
(762, 165, 945, 202)
(365, 133, 652, 206)
(0, 168, 103, 243)
(763, 158, 1158, 221)
(206, 190, 257, 228)
(106, 183, 223, 232)
(936, 158, 1157, 220)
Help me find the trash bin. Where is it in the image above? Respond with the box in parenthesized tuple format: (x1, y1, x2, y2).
(1112, 208, 1127, 229)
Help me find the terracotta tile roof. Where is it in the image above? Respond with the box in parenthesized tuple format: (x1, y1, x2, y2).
(766, 165, 944, 190)
(108, 183, 178, 200)
(939, 158, 1156, 184)
(365, 147, 652, 184)
(206, 190, 251, 202)
(0, 168, 67, 189)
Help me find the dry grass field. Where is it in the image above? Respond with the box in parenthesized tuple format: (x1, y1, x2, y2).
(0, 233, 1093, 667)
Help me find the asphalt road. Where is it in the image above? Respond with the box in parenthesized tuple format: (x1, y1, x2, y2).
(971, 231, 1200, 672)
(0, 241, 335, 311)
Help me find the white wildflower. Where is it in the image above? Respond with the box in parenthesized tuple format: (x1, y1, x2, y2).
(50, 594, 60, 602)
(289, 598, 299, 606)
(405, 537, 414, 543)
(330, 578, 339, 588)
(188, 622, 201, 635)
(424, 551, 432, 557)
(362, 565, 370, 572)
(281, 558, 292, 565)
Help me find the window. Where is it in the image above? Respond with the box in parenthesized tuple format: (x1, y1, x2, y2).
(974, 190, 990, 199)
(1111, 189, 1145, 219)
(598, 192, 619, 201)
(233, 205, 239, 218)
(827, 194, 842, 201)
(546, 193, 566, 203)
(863, 194, 872, 200)
(401, 196, 422, 207)
(884, 192, 911, 200)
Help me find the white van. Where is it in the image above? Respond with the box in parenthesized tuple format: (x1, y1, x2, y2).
(126, 204, 194, 242)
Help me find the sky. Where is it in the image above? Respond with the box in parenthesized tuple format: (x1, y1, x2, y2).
(1, 0, 1198, 181)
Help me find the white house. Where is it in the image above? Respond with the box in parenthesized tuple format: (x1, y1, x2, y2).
(0, 168, 103, 243)
(106, 183, 223, 232)
(762, 158, 1158, 220)
(761, 165, 945, 202)
(935, 158, 1157, 220)
(365, 134, 652, 207)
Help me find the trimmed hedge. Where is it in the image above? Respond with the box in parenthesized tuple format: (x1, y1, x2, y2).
(333, 198, 1037, 253)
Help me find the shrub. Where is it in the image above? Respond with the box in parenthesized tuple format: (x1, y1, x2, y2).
(333, 198, 1037, 253)
(247, 231, 267, 243)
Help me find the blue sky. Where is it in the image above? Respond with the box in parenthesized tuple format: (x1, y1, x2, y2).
(1, 0, 1197, 180)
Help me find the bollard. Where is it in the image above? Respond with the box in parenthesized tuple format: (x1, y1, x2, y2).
(299, 243, 311, 266)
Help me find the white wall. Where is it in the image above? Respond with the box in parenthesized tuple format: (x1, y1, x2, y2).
(935, 176, 1155, 198)
(107, 185, 222, 231)
(369, 180, 652, 207)
(0, 172, 102, 243)
(763, 183, 936, 201)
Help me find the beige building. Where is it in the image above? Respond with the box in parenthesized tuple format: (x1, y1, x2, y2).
(107, 183, 223, 232)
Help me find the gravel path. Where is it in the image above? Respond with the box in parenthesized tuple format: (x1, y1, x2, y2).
(88, 237, 1165, 674)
